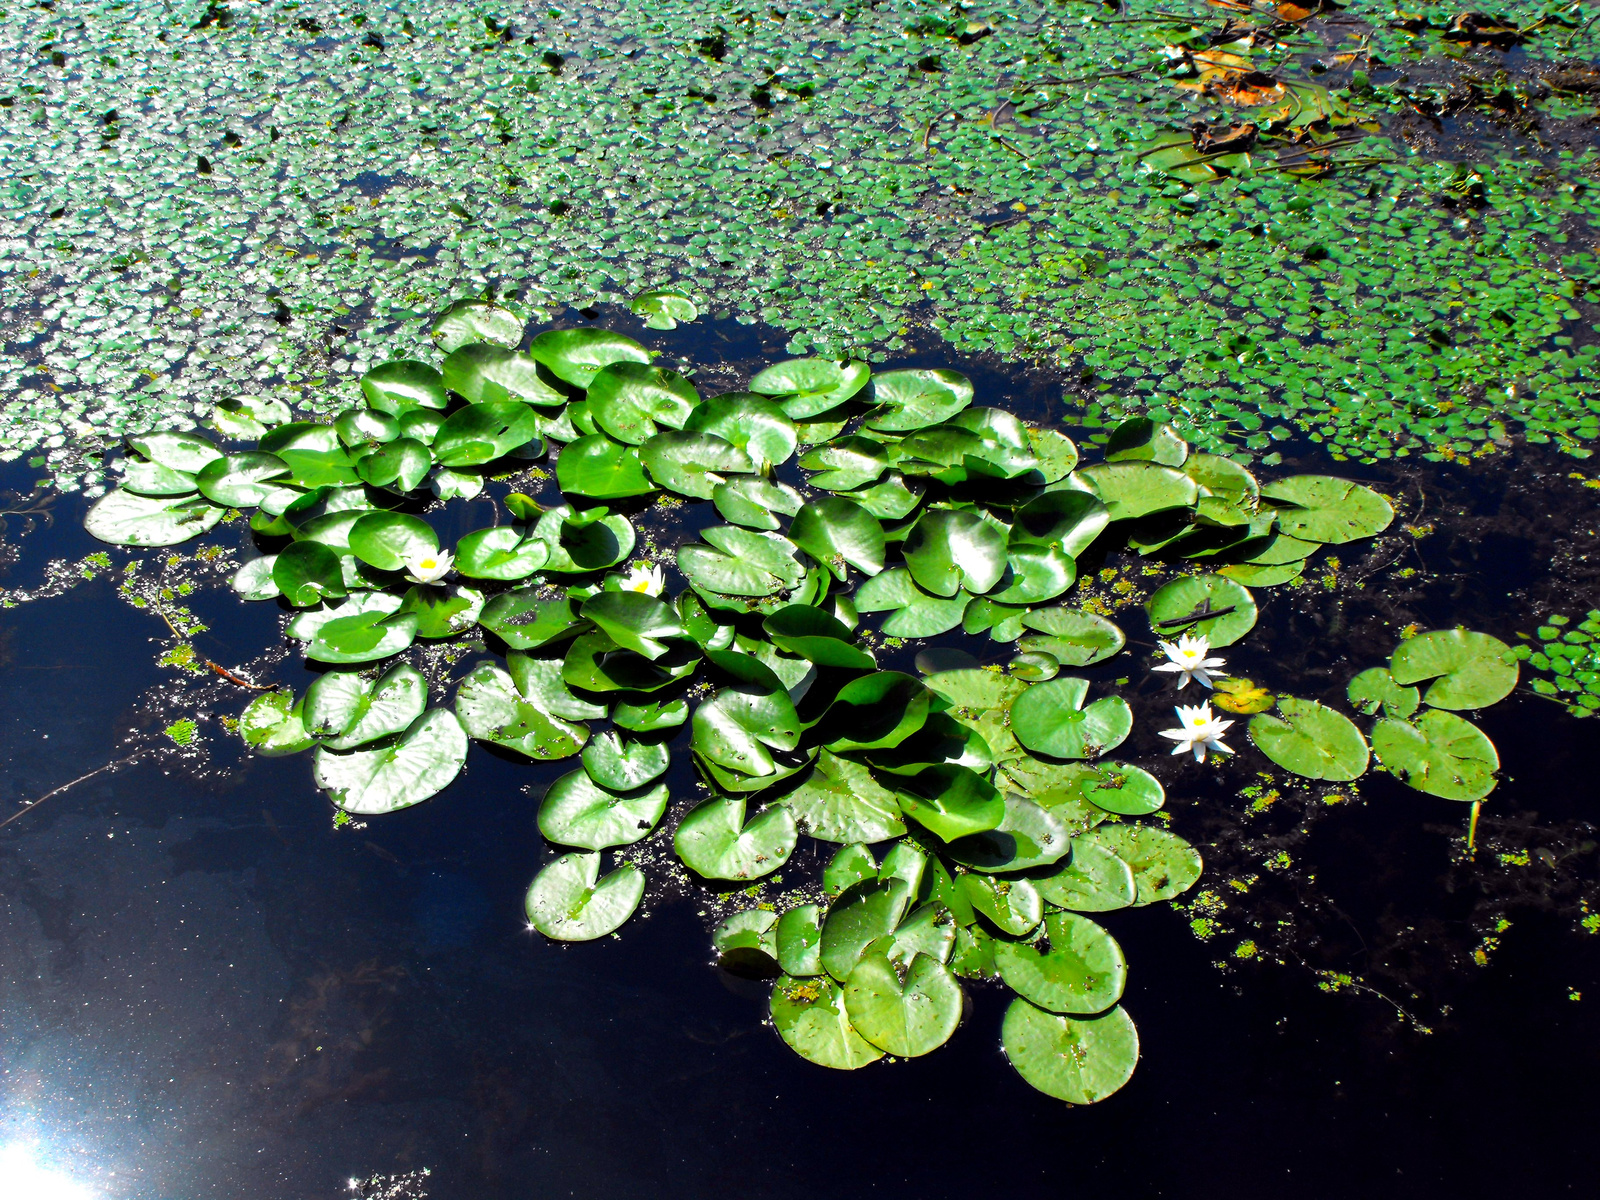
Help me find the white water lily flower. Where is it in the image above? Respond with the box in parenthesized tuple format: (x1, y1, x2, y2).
(619, 563, 665, 596)
(1152, 632, 1226, 690)
(1159, 703, 1235, 762)
(404, 549, 454, 585)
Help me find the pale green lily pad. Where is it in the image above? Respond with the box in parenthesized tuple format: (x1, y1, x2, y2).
(1389, 629, 1519, 710)
(1371, 710, 1499, 801)
(853, 569, 971, 637)
(683, 392, 797, 467)
(85, 489, 225, 547)
(307, 662, 429, 750)
(587, 361, 699, 444)
(957, 873, 1043, 936)
(903, 508, 1008, 597)
(1002, 1000, 1139, 1104)
(431, 300, 524, 351)
(455, 661, 589, 760)
(239, 691, 315, 757)
(994, 911, 1127, 1015)
(770, 974, 883, 1070)
(538, 769, 669, 849)
(630, 288, 698, 330)
(1034, 835, 1138, 912)
(1091, 825, 1203, 905)
(313, 709, 468, 815)
(674, 797, 797, 881)
(788, 497, 886, 580)
(843, 948, 963, 1057)
(1017, 609, 1125, 667)
(1347, 667, 1421, 719)
(944, 793, 1072, 872)
(1261, 476, 1394, 544)
(820, 877, 911, 981)
(581, 729, 670, 790)
(778, 750, 906, 842)
(1146, 574, 1258, 647)
(641, 430, 755, 499)
(524, 851, 645, 941)
(1249, 697, 1370, 781)
(528, 327, 651, 387)
(777, 904, 826, 977)
(1077, 461, 1199, 522)
(865, 368, 974, 433)
(1105, 417, 1188, 467)
(1011, 678, 1133, 760)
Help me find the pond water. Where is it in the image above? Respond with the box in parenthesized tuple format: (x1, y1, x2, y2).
(2, 314, 1599, 1199)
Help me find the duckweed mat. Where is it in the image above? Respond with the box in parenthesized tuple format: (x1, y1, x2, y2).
(4, 0, 1600, 490)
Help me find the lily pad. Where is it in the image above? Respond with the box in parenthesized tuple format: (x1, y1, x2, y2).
(1017, 609, 1125, 667)
(239, 691, 315, 757)
(788, 497, 885, 581)
(455, 661, 589, 760)
(674, 797, 797, 881)
(1011, 678, 1133, 760)
(777, 905, 826, 977)
(581, 729, 670, 790)
(1034, 835, 1139, 912)
(944, 792, 1072, 872)
(313, 709, 468, 815)
(306, 663, 429, 749)
(683, 393, 797, 467)
(1002, 1000, 1139, 1104)
(532, 506, 636, 574)
(1146, 574, 1258, 647)
(956, 873, 1043, 936)
(641, 430, 754, 499)
(431, 300, 523, 351)
(798, 436, 890, 491)
(1371, 710, 1499, 802)
(820, 877, 912, 980)
(1389, 629, 1519, 710)
(865, 368, 974, 433)
(903, 509, 1008, 597)
(630, 288, 698, 330)
(478, 590, 586, 650)
(750, 359, 870, 420)
(1104, 417, 1188, 467)
(1249, 697, 1370, 781)
(347, 512, 437, 572)
(581, 591, 684, 660)
(778, 750, 906, 842)
(1091, 825, 1203, 905)
(1261, 476, 1394, 544)
(770, 974, 883, 1070)
(555, 435, 657, 500)
(712, 476, 805, 530)
(441, 344, 562, 406)
(196, 452, 290, 507)
(273, 540, 348, 607)
(588, 362, 699, 444)
(679, 527, 804, 597)
(843, 948, 964, 1057)
(853, 569, 971, 638)
(361, 360, 449, 413)
(524, 851, 645, 941)
(994, 912, 1127, 1015)
(455, 527, 551, 581)
(538, 769, 669, 849)
(431, 401, 542, 468)
(692, 679, 801, 777)
(1347, 667, 1421, 719)
(85, 490, 224, 547)
(528, 328, 651, 388)
(1010, 490, 1110, 559)
(1077, 461, 1199, 522)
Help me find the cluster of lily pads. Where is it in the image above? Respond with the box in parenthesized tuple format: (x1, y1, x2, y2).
(1516, 611, 1600, 718)
(85, 301, 1410, 1102)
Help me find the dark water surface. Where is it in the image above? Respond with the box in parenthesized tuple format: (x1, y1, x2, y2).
(2, 321, 1599, 1199)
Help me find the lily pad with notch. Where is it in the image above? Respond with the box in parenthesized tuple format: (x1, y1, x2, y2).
(674, 797, 798, 881)
(524, 851, 645, 941)
(538, 768, 669, 849)
(313, 708, 468, 814)
(1011, 677, 1133, 761)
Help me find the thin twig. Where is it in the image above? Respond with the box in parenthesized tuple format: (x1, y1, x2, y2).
(0, 751, 145, 833)
(992, 136, 1031, 160)
(205, 660, 278, 690)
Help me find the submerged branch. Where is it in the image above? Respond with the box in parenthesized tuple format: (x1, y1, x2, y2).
(0, 750, 146, 833)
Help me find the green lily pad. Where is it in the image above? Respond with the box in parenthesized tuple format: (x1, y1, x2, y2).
(777, 905, 825, 977)
(306, 662, 428, 749)
(788, 496, 886, 581)
(431, 401, 543, 468)
(455, 527, 551, 581)
(1077, 461, 1200, 522)
(347, 512, 438, 572)
(1001, 1000, 1139, 1104)
(563, 630, 700, 694)
(85, 489, 225, 547)
(843, 947, 964, 1058)
(839, 472, 925, 520)
(995, 911, 1127, 1015)
(1028, 761, 1165, 816)
(957, 873, 1042, 936)
(1034, 834, 1138, 912)
(1261, 476, 1394, 544)
(1104, 417, 1188, 467)
(818, 672, 930, 752)
(239, 690, 315, 757)
(714, 909, 781, 975)
(865, 368, 974, 433)
(798, 436, 889, 491)
(127, 430, 222, 474)
(1091, 825, 1203, 905)
(892, 763, 1004, 841)
(641, 430, 755, 499)
(1371, 710, 1499, 801)
(762, 605, 875, 671)
(120, 460, 198, 497)
(273, 540, 348, 607)
(683, 393, 797, 467)
(750, 359, 870, 420)
(455, 661, 589, 760)
(1146, 574, 1258, 647)
(992, 544, 1076, 605)
(356, 438, 433, 493)
(1010, 490, 1109, 560)
(612, 695, 689, 732)
(820, 877, 911, 980)
(1018, 609, 1125, 667)
(431, 300, 524, 352)
(440, 344, 562, 406)
(1389, 629, 1519, 710)
(1346, 667, 1421, 719)
(1249, 697, 1370, 781)
(944, 792, 1073, 872)
(528, 327, 651, 387)
(712, 476, 805, 530)
(555, 435, 657, 500)
(401, 583, 485, 639)
(770, 974, 883, 1070)
(361, 360, 450, 413)
(195, 452, 290, 507)
(581, 729, 670, 790)
(538, 768, 669, 849)
(824, 843, 879, 899)
(691, 678, 802, 778)
(587, 361, 699, 444)
(903, 509, 1008, 597)
(477, 590, 586, 650)
(580, 591, 684, 660)
(313, 708, 468, 814)
(531, 506, 637, 573)
(679, 527, 804, 597)
(629, 288, 697, 330)
(1011, 678, 1133, 760)
(674, 797, 797, 881)
(289, 593, 419, 664)
(853, 569, 971, 637)
(777, 749, 906, 842)
(524, 851, 645, 941)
